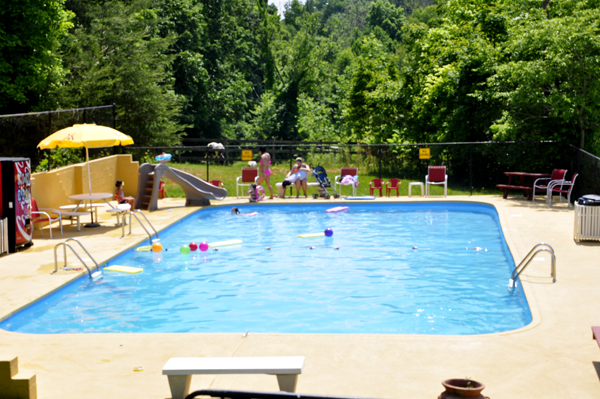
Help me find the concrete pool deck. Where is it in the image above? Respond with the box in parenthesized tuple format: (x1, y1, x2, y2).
(0, 195, 599, 399)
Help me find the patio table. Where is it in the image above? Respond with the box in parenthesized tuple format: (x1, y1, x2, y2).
(68, 193, 114, 227)
(496, 172, 551, 200)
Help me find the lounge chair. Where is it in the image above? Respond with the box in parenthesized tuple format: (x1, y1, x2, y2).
(31, 198, 63, 238)
(532, 169, 567, 202)
(236, 168, 258, 198)
(425, 166, 447, 197)
(210, 180, 225, 189)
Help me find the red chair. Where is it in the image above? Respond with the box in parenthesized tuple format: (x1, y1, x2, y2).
(369, 179, 384, 197)
(547, 173, 578, 207)
(532, 169, 567, 202)
(210, 180, 225, 188)
(31, 198, 63, 238)
(386, 178, 401, 197)
(158, 181, 166, 199)
(236, 168, 258, 198)
(334, 167, 358, 196)
(425, 166, 447, 197)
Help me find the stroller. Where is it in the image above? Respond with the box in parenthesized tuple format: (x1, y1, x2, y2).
(312, 165, 340, 199)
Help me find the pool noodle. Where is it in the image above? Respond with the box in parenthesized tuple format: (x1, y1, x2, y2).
(298, 233, 325, 238)
(135, 246, 152, 252)
(208, 239, 243, 247)
(326, 206, 349, 213)
(105, 265, 143, 273)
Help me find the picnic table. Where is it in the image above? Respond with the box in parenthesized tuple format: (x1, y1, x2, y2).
(496, 172, 551, 200)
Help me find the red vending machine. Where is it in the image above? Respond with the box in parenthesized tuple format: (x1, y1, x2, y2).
(0, 158, 33, 253)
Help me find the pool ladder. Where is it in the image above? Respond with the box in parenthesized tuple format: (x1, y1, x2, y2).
(509, 243, 556, 288)
(53, 238, 101, 278)
(121, 209, 159, 244)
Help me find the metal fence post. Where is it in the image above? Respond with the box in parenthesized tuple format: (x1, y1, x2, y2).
(379, 145, 382, 180)
(470, 143, 473, 196)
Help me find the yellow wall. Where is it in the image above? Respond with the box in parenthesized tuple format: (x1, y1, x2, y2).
(31, 155, 139, 209)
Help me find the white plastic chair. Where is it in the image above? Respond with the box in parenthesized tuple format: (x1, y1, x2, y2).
(425, 166, 447, 197)
(31, 198, 63, 238)
(334, 167, 358, 196)
(236, 168, 259, 198)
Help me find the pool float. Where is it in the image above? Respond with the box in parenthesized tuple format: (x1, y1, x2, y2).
(105, 265, 143, 274)
(298, 233, 325, 238)
(155, 153, 172, 163)
(245, 212, 258, 217)
(135, 245, 153, 252)
(326, 206, 349, 213)
(208, 239, 243, 247)
(345, 196, 376, 200)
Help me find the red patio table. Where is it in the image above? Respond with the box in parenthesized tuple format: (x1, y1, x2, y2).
(496, 172, 551, 200)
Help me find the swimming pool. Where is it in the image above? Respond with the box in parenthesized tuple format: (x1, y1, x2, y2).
(0, 202, 531, 335)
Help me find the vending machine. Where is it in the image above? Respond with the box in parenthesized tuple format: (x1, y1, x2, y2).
(0, 158, 33, 253)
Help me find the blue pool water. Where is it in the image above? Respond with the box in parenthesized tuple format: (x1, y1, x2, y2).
(0, 203, 531, 335)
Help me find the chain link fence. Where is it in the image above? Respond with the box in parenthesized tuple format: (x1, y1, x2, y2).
(0, 105, 115, 168)
(126, 139, 599, 200)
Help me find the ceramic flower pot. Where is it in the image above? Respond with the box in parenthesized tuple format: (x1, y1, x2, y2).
(438, 378, 486, 399)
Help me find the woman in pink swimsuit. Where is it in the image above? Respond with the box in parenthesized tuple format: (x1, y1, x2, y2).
(257, 146, 274, 199)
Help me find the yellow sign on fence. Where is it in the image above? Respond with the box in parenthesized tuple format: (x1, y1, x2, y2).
(419, 148, 431, 160)
(241, 150, 253, 161)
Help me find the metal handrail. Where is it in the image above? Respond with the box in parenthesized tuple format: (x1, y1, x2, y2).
(123, 210, 159, 243)
(62, 238, 100, 271)
(133, 209, 159, 240)
(509, 243, 556, 287)
(53, 243, 94, 278)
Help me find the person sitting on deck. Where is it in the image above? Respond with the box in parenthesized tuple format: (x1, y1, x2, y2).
(115, 180, 136, 209)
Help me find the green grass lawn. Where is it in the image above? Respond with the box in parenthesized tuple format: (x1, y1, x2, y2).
(161, 161, 496, 198)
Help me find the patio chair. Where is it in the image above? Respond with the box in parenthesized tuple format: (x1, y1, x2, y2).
(236, 168, 259, 198)
(386, 178, 401, 197)
(31, 198, 63, 239)
(425, 166, 447, 197)
(369, 179, 384, 197)
(158, 181, 166, 199)
(532, 169, 567, 202)
(547, 173, 578, 207)
(334, 167, 358, 197)
(210, 180, 225, 189)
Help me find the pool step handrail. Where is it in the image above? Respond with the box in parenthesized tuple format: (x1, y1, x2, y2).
(52, 238, 101, 278)
(123, 209, 159, 244)
(509, 243, 556, 287)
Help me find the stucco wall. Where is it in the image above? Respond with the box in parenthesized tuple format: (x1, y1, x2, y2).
(31, 155, 139, 209)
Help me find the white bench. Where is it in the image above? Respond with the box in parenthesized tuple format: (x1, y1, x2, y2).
(276, 182, 321, 198)
(105, 204, 131, 226)
(52, 210, 89, 231)
(162, 356, 305, 399)
(60, 203, 109, 220)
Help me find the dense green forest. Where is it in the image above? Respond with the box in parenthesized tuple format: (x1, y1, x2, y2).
(1, 0, 599, 154)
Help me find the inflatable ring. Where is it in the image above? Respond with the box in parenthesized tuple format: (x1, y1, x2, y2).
(155, 153, 172, 163)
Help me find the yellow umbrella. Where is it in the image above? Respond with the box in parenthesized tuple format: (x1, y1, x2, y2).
(37, 124, 134, 195)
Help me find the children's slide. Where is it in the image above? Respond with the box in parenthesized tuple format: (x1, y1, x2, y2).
(136, 163, 227, 211)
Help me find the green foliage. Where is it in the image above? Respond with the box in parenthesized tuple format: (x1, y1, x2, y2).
(0, 0, 73, 113)
(34, 148, 84, 173)
(57, 0, 185, 147)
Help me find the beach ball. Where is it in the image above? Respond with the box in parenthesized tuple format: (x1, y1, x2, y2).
(189, 242, 198, 251)
(199, 242, 209, 252)
(152, 243, 163, 253)
(324, 228, 333, 237)
(180, 245, 191, 255)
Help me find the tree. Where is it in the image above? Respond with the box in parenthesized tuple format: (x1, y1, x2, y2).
(486, 0, 600, 151)
(0, 0, 73, 113)
(58, 0, 185, 146)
